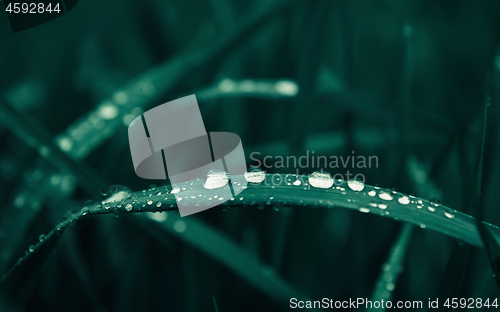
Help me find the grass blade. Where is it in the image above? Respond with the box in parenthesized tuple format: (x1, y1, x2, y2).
(367, 224, 414, 312)
(4, 174, 500, 288)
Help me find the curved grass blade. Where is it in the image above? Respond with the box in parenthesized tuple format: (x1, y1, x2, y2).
(469, 76, 500, 289)
(367, 224, 413, 312)
(4, 174, 500, 288)
(212, 296, 220, 312)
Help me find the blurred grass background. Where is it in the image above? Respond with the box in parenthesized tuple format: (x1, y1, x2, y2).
(1, 0, 500, 311)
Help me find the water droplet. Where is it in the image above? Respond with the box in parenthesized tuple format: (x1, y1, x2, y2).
(39, 234, 46, 242)
(293, 180, 301, 186)
(81, 207, 89, 216)
(125, 203, 133, 211)
(244, 168, 265, 184)
(101, 185, 132, 203)
(29, 245, 35, 252)
(147, 200, 153, 205)
(378, 204, 387, 209)
(347, 179, 365, 192)
(444, 211, 455, 219)
(420, 223, 426, 229)
(378, 192, 393, 201)
(156, 201, 162, 208)
(203, 169, 229, 189)
(430, 197, 441, 206)
(359, 207, 370, 213)
(427, 206, 436, 212)
(309, 171, 334, 189)
(368, 190, 377, 197)
(398, 196, 410, 205)
(171, 188, 180, 194)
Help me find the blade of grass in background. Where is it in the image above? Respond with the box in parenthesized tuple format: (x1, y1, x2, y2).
(0, 98, 106, 195)
(469, 75, 500, 289)
(367, 224, 413, 312)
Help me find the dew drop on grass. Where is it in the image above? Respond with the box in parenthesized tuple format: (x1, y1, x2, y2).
(398, 196, 410, 205)
(430, 197, 441, 206)
(309, 171, 334, 188)
(368, 190, 377, 197)
(125, 203, 133, 211)
(81, 207, 89, 216)
(147, 200, 153, 205)
(156, 202, 162, 207)
(171, 188, 180, 194)
(427, 206, 436, 212)
(293, 180, 302, 186)
(444, 211, 455, 219)
(378, 204, 387, 209)
(39, 234, 46, 242)
(359, 207, 370, 213)
(378, 192, 393, 201)
(347, 179, 365, 192)
(29, 245, 35, 252)
(101, 185, 132, 203)
(204, 169, 229, 189)
(244, 168, 265, 184)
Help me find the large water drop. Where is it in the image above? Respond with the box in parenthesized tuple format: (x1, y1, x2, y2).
(309, 172, 334, 189)
(203, 169, 229, 189)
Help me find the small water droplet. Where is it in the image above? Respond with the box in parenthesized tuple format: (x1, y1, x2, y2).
(368, 190, 377, 197)
(29, 245, 35, 252)
(125, 203, 133, 211)
(427, 206, 436, 212)
(347, 179, 365, 192)
(379, 192, 393, 201)
(171, 188, 180, 194)
(39, 234, 46, 242)
(147, 200, 153, 205)
(378, 204, 387, 209)
(81, 207, 89, 216)
(420, 223, 426, 228)
(244, 168, 265, 184)
(444, 211, 455, 219)
(204, 169, 229, 189)
(398, 196, 410, 205)
(430, 197, 441, 206)
(156, 201, 162, 208)
(309, 171, 334, 188)
(293, 180, 301, 186)
(359, 207, 370, 213)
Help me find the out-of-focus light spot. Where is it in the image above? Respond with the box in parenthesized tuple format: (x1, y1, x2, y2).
(275, 80, 298, 96)
(113, 92, 129, 105)
(58, 137, 73, 152)
(97, 102, 119, 120)
(174, 220, 186, 233)
(218, 79, 236, 93)
(147, 212, 168, 222)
